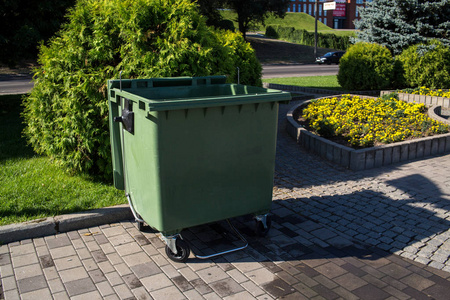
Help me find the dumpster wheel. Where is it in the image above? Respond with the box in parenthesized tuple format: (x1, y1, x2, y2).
(255, 214, 272, 237)
(165, 238, 190, 263)
(137, 221, 145, 231)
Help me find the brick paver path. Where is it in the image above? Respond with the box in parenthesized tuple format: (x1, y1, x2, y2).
(1, 100, 450, 299)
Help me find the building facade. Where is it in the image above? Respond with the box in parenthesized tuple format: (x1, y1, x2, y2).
(287, 0, 372, 29)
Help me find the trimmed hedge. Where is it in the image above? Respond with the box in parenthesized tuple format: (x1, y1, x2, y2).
(398, 40, 450, 89)
(265, 25, 350, 51)
(337, 42, 394, 90)
(23, 0, 262, 179)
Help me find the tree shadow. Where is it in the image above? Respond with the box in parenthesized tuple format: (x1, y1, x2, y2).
(0, 94, 35, 161)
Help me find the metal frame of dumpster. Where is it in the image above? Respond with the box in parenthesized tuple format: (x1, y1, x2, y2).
(108, 75, 291, 262)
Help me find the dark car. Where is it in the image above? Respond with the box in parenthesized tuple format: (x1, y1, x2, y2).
(315, 51, 345, 65)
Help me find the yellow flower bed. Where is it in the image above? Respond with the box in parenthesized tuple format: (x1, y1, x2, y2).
(402, 86, 450, 98)
(302, 95, 449, 148)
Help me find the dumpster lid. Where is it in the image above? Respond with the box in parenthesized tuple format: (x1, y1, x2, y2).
(108, 76, 291, 111)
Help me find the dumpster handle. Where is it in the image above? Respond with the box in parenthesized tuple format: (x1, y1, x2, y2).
(126, 193, 145, 223)
(193, 219, 248, 260)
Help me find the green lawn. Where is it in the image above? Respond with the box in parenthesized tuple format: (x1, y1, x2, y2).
(263, 75, 345, 91)
(220, 10, 355, 37)
(0, 94, 126, 226)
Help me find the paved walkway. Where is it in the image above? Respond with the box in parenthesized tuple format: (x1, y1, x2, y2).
(1, 100, 450, 299)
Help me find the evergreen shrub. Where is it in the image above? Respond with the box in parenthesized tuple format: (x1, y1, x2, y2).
(337, 42, 393, 90)
(397, 40, 450, 89)
(23, 0, 262, 179)
(265, 26, 278, 39)
(217, 19, 235, 31)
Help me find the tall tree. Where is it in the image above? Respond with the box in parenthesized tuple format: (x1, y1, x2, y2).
(224, 0, 290, 39)
(195, 0, 224, 28)
(354, 0, 450, 55)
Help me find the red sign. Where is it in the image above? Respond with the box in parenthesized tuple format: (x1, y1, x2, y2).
(333, 3, 346, 17)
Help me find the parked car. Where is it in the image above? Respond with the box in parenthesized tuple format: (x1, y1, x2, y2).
(315, 51, 345, 65)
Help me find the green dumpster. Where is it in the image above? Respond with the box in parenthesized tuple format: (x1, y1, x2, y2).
(108, 76, 291, 262)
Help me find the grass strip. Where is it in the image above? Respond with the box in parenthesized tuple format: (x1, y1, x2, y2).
(263, 75, 345, 91)
(0, 94, 125, 226)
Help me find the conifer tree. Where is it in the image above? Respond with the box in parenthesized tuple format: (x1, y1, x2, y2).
(354, 0, 450, 55)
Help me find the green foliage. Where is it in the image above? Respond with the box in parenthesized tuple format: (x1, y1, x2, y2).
(397, 40, 450, 89)
(266, 25, 351, 51)
(354, 0, 450, 55)
(265, 26, 279, 39)
(23, 0, 262, 179)
(0, 0, 76, 66)
(217, 19, 236, 31)
(337, 42, 394, 91)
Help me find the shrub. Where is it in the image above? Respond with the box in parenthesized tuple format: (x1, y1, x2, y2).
(337, 42, 393, 90)
(217, 19, 235, 31)
(23, 0, 262, 179)
(265, 26, 278, 39)
(397, 40, 450, 89)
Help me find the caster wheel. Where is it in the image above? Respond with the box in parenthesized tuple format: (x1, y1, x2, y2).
(255, 215, 272, 237)
(137, 221, 145, 231)
(165, 238, 190, 263)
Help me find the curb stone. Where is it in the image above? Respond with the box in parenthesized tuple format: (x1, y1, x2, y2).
(0, 204, 133, 244)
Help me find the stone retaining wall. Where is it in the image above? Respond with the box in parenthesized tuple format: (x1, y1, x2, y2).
(287, 95, 450, 171)
(380, 91, 450, 108)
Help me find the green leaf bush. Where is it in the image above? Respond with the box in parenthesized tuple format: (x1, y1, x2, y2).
(23, 0, 262, 179)
(397, 40, 450, 89)
(337, 42, 394, 90)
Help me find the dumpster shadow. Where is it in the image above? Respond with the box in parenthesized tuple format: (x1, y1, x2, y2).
(181, 213, 387, 265)
(182, 172, 450, 268)
(268, 173, 450, 268)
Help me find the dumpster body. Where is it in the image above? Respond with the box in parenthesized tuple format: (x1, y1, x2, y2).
(108, 76, 290, 260)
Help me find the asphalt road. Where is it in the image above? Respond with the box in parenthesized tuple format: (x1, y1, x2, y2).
(0, 77, 33, 95)
(262, 63, 339, 79)
(0, 64, 339, 94)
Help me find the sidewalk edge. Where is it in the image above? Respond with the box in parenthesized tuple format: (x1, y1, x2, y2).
(0, 204, 133, 244)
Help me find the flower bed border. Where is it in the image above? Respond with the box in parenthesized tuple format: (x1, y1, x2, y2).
(286, 94, 450, 171)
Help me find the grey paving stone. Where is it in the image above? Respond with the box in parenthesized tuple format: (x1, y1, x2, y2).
(150, 285, 185, 300)
(209, 277, 244, 298)
(20, 288, 52, 300)
(140, 273, 172, 292)
(14, 263, 43, 280)
(59, 266, 89, 283)
(45, 235, 72, 249)
(190, 278, 214, 295)
(17, 275, 47, 294)
(130, 261, 161, 279)
(196, 266, 230, 284)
